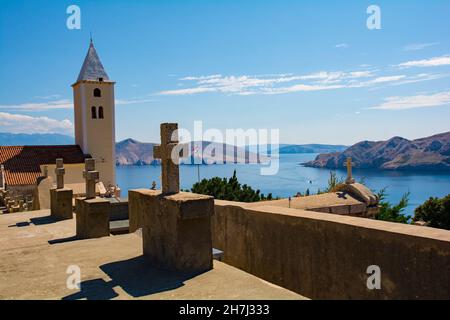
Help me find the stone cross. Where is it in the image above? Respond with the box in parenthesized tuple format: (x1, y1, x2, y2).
(83, 158, 99, 199)
(345, 157, 355, 184)
(153, 123, 183, 194)
(55, 158, 65, 189)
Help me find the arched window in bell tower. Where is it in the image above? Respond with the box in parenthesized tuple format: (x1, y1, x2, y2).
(94, 88, 101, 97)
(98, 106, 104, 119)
(91, 106, 97, 119)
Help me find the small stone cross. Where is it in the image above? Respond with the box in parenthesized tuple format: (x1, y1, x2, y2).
(55, 158, 65, 189)
(153, 123, 183, 194)
(345, 157, 355, 184)
(83, 158, 99, 199)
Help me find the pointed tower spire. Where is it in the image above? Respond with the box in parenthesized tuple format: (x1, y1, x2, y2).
(76, 39, 109, 82)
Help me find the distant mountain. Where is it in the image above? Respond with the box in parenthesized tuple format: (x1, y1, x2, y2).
(277, 144, 347, 154)
(0, 132, 74, 146)
(115, 139, 268, 166)
(302, 132, 450, 171)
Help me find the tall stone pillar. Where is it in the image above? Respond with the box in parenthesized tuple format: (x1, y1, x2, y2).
(129, 123, 214, 274)
(76, 159, 110, 239)
(50, 158, 73, 220)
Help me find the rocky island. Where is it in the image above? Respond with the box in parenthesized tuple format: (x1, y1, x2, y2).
(302, 131, 450, 171)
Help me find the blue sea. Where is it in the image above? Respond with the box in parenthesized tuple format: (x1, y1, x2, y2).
(117, 153, 450, 217)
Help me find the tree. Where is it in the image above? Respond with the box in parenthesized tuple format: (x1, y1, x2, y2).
(413, 194, 450, 230)
(375, 188, 410, 223)
(189, 170, 274, 202)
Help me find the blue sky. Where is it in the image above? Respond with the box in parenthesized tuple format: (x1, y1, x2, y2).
(0, 0, 449, 145)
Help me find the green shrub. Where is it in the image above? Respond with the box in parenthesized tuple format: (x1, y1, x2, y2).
(375, 188, 411, 223)
(413, 194, 450, 230)
(189, 170, 273, 202)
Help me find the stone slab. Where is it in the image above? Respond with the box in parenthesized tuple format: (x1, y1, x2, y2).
(128, 189, 156, 233)
(129, 190, 214, 274)
(336, 183, 378, 206)
(50, 188, 73, 220)
(75, 197, 110, 239)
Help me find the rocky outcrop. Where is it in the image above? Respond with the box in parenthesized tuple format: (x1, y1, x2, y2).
(303, 131, 450, 171)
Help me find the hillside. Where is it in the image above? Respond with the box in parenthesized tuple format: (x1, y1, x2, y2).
(115, 139, 268, 165)
(302, 131, 450, 171)
(115, 138, 157, 165)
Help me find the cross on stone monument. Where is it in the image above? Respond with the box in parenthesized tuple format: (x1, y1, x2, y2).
(153, 123, 183, 194)
(55, 158, 65, 189)
(83, 158, 99, 199)
(346, 157, 355, 184)
(51, 159, 73, 220)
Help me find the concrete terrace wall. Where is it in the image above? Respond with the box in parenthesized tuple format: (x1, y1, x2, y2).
(212, 200, 450, 299)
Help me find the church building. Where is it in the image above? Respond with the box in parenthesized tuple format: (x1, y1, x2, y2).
(0, 40, 117, 199)
(73, 39, 116, 187)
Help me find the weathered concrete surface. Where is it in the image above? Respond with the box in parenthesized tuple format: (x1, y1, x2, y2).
(129, 190, 214, 274)
(212, 200, 450, 300)
(50, 188, 73, 220)
(0, 210, 305, 300)
(75, 197, 110, 239)
(128, 188, 151, 233)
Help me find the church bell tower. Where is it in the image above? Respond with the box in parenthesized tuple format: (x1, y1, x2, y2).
(72, 39, 116, 187)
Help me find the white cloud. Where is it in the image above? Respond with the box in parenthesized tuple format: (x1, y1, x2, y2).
(33, 94, 62, 100)
(390, 73, 449, 86)
(0, 99, 72, 111)
(115, 98, 155, 105)
(180, 74, 222, 81)
(261, 84, 344, 95)
(159, 71, 381, 96)
(344, 76, 405, 89)
(335, 43, 348, 48)
(370, 91, 450, 110)
(0, 112, 73, 134)
(158, 56, 450, 97)
(159, 87, 217, 95)
(403, 42, 439, 51)
(0, 98, 152, 111)
(398, 55, 450, 68)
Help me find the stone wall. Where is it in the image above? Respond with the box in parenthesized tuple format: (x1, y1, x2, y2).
(212, 200, 450, 299)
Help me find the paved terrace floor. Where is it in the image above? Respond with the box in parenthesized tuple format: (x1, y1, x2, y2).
(0, 210, 306, 300)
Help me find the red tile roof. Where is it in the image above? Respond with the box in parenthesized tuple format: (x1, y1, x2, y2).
(0, 145, 88, 186)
